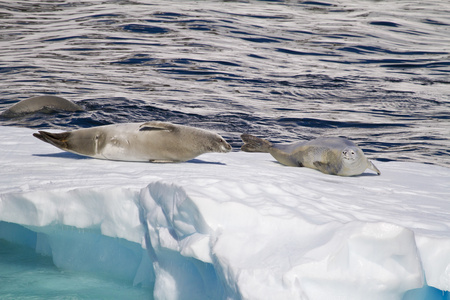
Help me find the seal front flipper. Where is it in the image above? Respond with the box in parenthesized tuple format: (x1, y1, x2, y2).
(139, 121, 176, 132)
(149, 159, 179, 163)
(33, 131, 70, 150)
(368, 160, 381, 175)
(313, 161, 340, 175)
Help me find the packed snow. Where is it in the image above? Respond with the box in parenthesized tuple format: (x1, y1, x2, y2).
(1, 126, 449, 300)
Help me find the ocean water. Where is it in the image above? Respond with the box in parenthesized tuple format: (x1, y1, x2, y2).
(0, 0, 449, 298)
(0, 239, 152, 299)
(0, 0, 449, 166)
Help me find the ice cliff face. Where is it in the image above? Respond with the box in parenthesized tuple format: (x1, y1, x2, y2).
(1, 126, 450, 299)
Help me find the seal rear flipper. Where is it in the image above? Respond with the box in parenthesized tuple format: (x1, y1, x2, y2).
(33, 131, 70, 150)
(139, 121, 176, 132)
(313, 161, 340, 175)
(240, 134, 272, 153)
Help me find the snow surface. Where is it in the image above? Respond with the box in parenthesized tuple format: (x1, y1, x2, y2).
(1, 126, 450, 300)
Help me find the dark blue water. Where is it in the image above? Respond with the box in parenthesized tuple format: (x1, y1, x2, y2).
(0, 1, 449, 297)
(0, 0, 449, 167)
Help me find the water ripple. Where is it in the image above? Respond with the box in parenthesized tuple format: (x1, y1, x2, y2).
(0, 0, 449, 166)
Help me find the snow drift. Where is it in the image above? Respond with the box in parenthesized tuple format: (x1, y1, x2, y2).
(1, 126, 450, 299)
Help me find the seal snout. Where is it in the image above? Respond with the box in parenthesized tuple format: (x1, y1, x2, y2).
(342, 148, 357, 161)
(220, 141, 232, 153)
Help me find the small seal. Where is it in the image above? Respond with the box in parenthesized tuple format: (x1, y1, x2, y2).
(241, 134, 380, 176)
(33, 121, 232, 162)
(1, 95, 83, 117)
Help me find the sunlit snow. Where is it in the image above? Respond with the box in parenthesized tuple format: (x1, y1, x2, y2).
(1, 126, 449, 300)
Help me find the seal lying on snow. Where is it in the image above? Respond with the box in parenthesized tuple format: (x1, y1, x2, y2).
(33, 122, 232, 162)
(241, 134, 380, 176)
(1, 95, 83, 117)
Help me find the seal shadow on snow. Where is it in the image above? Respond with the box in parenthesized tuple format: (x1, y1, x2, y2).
(33, 152, 91, 160)
(185, 158, 226, 165)
(270, 160, 380, 177)
(32, 153, 227, 165)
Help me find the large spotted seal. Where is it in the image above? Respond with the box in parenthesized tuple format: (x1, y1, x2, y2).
(33, 121, 232, 162)
(1, 95, 83, 117)
(241, 134, 380, 176)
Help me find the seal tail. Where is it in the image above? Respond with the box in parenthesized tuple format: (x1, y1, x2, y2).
(240, 134, 272, 153)
(33, 131, 70, 150)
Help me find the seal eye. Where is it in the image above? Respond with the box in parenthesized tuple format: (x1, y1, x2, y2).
(343, 150, 347, 155)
